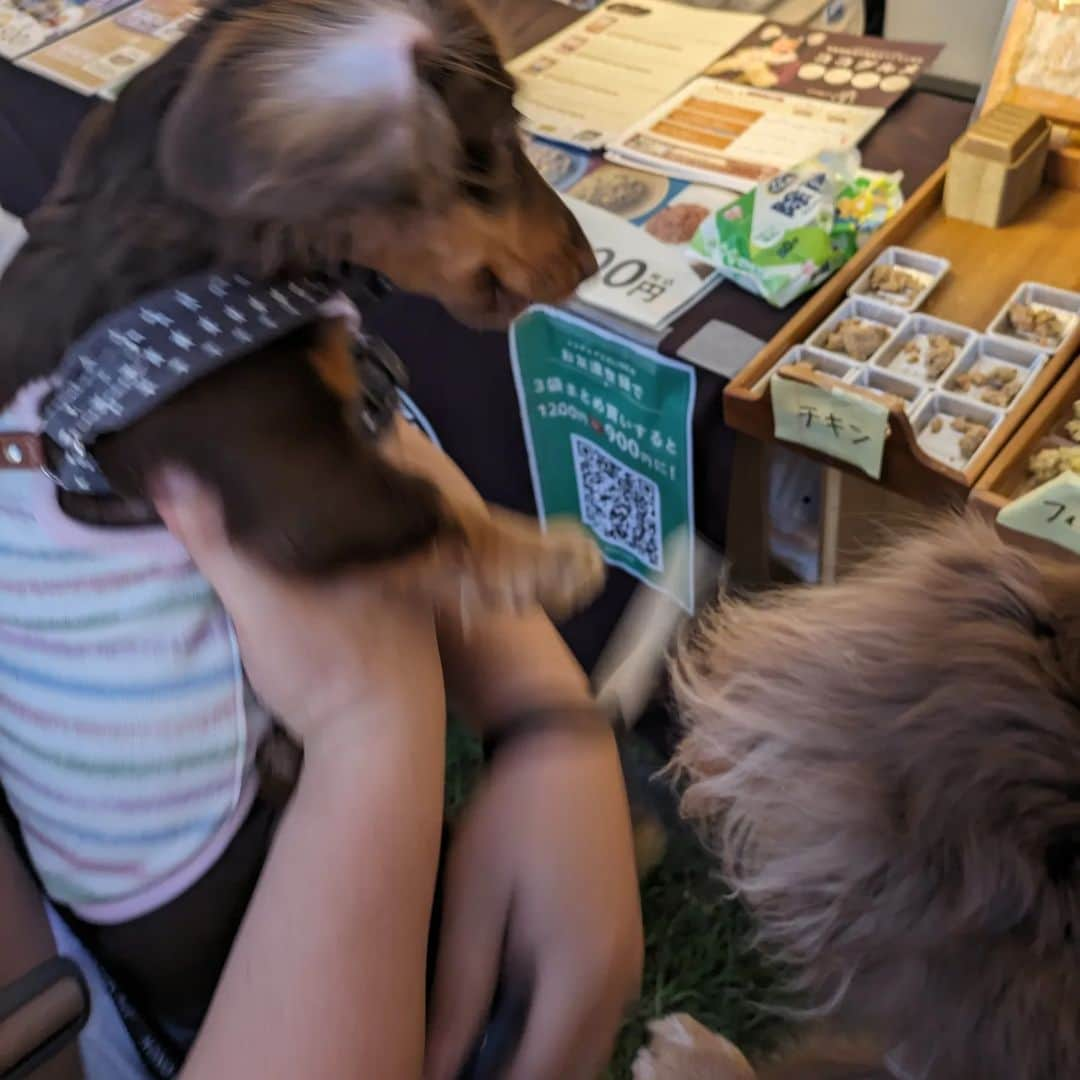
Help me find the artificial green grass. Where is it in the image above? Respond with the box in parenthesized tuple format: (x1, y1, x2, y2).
(444, 722, 788, 1078)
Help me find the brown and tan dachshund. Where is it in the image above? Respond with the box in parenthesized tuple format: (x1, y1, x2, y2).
(0, 0, 604, 615)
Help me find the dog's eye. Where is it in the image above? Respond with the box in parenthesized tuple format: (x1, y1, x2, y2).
(463, 139, 495, 176)
(460, 140, 501, 205)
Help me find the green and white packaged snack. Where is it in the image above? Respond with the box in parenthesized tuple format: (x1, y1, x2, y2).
(690, 151, 903, 308)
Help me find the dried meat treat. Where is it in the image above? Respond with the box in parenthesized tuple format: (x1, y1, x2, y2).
(971, 370, 989, 387)
(822, 318, 890, 361)
(1008, 302, 1066, 347)
(925, 335, 957, 379)
(988, 365, 1019, 388)
(982, 389, 1012, 408)
(867, 264, 921, 303)
(958, 422, 990, 459)
(945, 415, 991, 460)
(1065, 418, 1080, 443)
(1028, 445, 1080, 484)
(930, 417, 944, 434)
(1030, 448, 1063, 484)
(950, 372, 973, 392)
(901, 343, 920, 365)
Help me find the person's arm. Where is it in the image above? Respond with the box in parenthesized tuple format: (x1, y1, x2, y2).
(428, 611, 642, 1080)
(184, 678, 445, 1080)
(153, 470, 446, 1080)
(384, 418, 643, 1080)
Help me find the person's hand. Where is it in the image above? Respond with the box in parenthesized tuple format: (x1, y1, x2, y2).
(426, 728, 643, 1080)
(151, 466, 438, 743)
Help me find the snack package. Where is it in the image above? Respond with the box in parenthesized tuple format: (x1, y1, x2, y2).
(689, 151, 903, 308)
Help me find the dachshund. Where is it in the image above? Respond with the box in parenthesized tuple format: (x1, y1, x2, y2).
(0, 0, 604, 613)
(0, 0, 605, 1059)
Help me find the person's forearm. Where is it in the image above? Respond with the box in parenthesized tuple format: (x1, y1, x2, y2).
(438, 608, 593, 734)
(183, 678, 446, 1080)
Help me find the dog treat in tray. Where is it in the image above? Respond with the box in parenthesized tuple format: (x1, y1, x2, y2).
(945, 337, 1046, 409)
(823, 319, 891, 361)
(752, 345, 854, 392)
(756, 345, 925, 414)
(989, 283, 1080, 350)
(847, 367, 925, 415)
(1064, 400, 1080, 444)
(1028, 444, 1080, 486)
(1008, 303, 1066, 345)
(848, 246, 949, 311)
(889, 334, 958, 380)
(914, 393, 1000, 470)
(811, 298, 904, 363)
(875, 315, 975, 385)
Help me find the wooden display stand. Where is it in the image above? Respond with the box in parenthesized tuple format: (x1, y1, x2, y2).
(724, 164, 1080, 505)
(723, 0, 1080, 576)
(971, 359, 1080, 556)
(967, 0, 1080, 559)
(982, 0, 1080, 189)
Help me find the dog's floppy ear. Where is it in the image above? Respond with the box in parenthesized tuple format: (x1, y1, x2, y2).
(159, 9, 457, 220)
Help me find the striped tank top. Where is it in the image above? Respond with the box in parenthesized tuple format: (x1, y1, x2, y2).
(0, 380, 264, 924)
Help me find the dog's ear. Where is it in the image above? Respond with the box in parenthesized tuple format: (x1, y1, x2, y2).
(159, 9, 457, 220)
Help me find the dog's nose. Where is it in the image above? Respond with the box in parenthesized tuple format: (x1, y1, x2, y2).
(575, 240, 599, 283)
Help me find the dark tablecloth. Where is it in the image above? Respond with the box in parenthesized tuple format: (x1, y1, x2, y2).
(0, 13, 971, 669)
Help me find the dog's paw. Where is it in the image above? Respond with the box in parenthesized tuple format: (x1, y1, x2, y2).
(633, 1015, 756, 1080)
(461, 512, 605, 619)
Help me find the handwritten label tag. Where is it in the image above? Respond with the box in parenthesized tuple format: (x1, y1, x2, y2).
(771, 371, 889, 479)
(997, 471, 1080, 557)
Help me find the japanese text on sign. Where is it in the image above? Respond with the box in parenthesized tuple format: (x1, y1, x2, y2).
(771, 371, 889, 479)
(998, 470, 1080, 558)
(511, 306, 697, 610)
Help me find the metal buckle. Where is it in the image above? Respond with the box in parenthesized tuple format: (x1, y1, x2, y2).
(352, 332, 407, 440)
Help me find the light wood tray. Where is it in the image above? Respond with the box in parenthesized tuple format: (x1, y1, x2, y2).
(724, 164, 1080, 505)
(970, 359, 1080, 556)
(982, 0, 1080, 190)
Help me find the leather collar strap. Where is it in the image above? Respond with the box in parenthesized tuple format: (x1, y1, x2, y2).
(0, 433, 46, 471)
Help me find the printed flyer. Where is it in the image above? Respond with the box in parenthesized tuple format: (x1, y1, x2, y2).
(526, 136, 737, 329)
(0, 0, 131, 61)
(510, 0, 761, 150)
(609, 76, 882, 190)
(18, 0, 201, 96)
(703, 21, 942, 109)
(511, 306, 696, 609)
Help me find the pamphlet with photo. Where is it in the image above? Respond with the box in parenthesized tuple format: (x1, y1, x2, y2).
(509, 0, 762, 150)
(0, 0, 131, 61)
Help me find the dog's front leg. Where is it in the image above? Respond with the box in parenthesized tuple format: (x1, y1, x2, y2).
(377, 418, 606, 620)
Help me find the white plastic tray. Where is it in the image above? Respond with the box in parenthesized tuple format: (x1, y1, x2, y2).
(848, 246, 950, 312)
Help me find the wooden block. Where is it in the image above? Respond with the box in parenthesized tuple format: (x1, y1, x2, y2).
(944, 103, 1051, 227)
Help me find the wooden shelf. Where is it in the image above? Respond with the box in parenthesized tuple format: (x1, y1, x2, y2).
(724, 164, 1080, 504)
(970, 359, 1080, 556)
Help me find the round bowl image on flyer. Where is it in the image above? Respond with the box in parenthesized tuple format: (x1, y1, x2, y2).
(568, 166, 670, 220)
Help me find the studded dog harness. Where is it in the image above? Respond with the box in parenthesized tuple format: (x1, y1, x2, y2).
(0, 268, 404, 495)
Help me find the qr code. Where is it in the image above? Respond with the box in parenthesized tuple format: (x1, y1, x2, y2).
(571, 435, 663, 571)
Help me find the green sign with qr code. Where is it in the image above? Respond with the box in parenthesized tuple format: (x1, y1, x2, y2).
(510, 306, 696, 611)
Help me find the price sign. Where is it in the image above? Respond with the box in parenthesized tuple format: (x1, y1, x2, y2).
(997, 470, 1080, 557)
(562, 195, 718, 331)
(771, 370, 889, 479)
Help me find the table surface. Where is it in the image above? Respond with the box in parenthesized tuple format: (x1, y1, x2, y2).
(0, 2, 972, 668)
